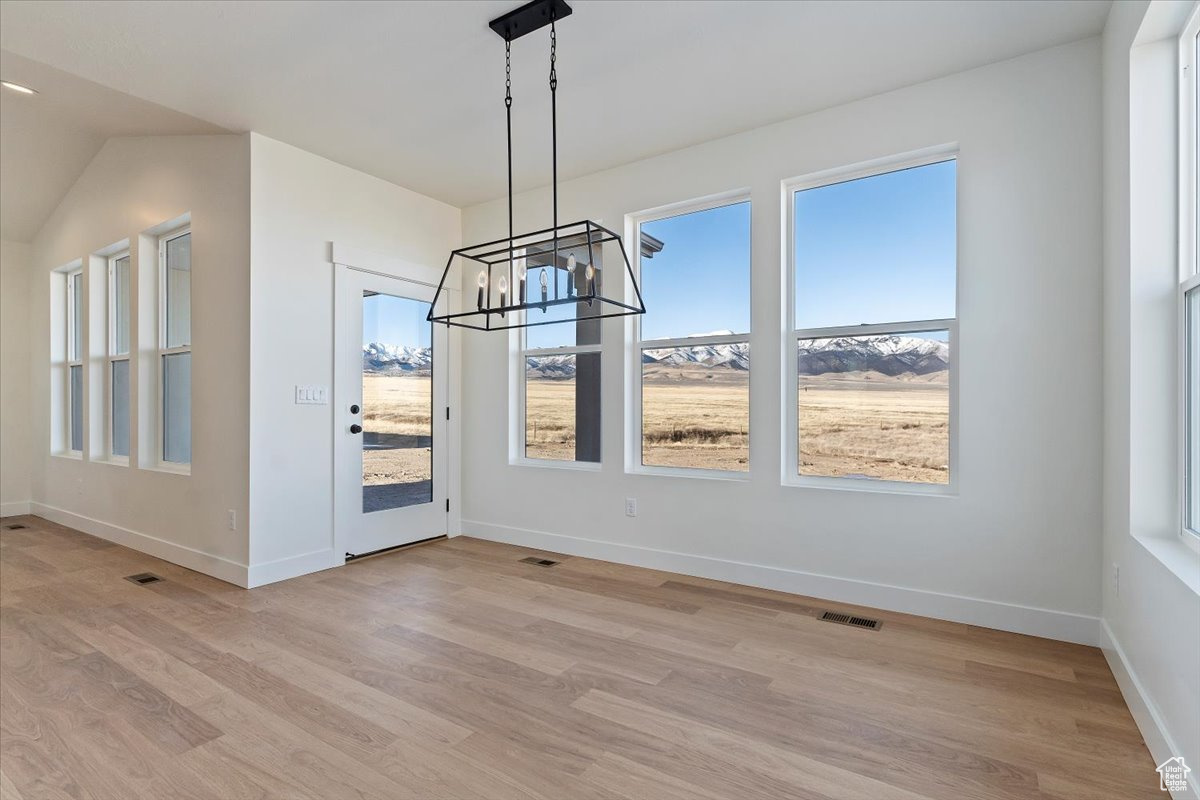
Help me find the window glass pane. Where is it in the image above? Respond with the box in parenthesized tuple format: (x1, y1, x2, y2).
(522, 246, 605, 350)
(69, 272, 82, 361)
(642, 342, 749, 471)
(69, 364, 82, 452)
(1187, 287, 1200, 533)
(361, 292, 433, 512)
(524, 353, 600, 462)
(798, 331, 949, 484)
(165, 233, 191, 348)
(113, 255, 130, 355)
(163, 352, 191, 463)
(795, 160, 956, 329)
(112, 359, 129, 458)
(638, 201, 750, 341)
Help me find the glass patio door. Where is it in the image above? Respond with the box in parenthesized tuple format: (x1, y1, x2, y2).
(335, 268, 447, 558)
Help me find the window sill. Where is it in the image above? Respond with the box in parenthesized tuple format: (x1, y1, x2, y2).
(782, 474, 957, 497)
(51, 452, 83, 461)
(1134, 533, 1200, 595)
(628, 464, 751, 482)
(511, 457, 601, 472)
(94, 456, 129, 468)
(145, 462, 191, 476)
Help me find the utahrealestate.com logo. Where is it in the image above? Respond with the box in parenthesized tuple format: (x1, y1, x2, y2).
(1157, 757, 1191, 793)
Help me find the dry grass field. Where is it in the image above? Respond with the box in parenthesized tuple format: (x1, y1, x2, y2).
(361, 373, 432, 488)
(798, 372, 949, 483)
(527, 367, 947, 481)
(367, 369, 948, 485)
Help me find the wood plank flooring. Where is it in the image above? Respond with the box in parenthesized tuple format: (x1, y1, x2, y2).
(0, 515, 1158, 799)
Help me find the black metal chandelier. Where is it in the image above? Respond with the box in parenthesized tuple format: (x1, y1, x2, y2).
(428, 0, 645, 331)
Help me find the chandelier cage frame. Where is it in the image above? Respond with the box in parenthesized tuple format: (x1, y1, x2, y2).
(427, 0, 646, 331)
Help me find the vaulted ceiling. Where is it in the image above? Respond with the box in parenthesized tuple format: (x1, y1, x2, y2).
(1, 0, 1112, 241)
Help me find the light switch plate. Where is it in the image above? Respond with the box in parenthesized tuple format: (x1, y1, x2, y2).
(295, 385, 328, 405)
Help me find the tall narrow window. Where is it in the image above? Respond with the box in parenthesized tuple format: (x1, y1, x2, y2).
(1182, 6, 1200, 541)
(66, 268, 83, 454)
(788, 156, 956, 487)
(159, 228, 191, 466)
(108, 252, 131, 459)
(632, 198, 751, 474)
(519, 246, 602, 464)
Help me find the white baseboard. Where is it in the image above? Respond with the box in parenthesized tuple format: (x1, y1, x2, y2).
(0, 500, 31, 517)
(247, 549, 339, 588)
(1101, 619, 1200, 799)
(29, 502, 249, 588)
(461, 520, 1102, 646)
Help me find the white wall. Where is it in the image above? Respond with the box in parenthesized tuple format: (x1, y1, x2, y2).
(1, 238, 32, 515)
(1101, 2, 1200, 794)
(247, 134, 461, 584)
(28, 134, 252, 582)
(459, 39, 1105, 644)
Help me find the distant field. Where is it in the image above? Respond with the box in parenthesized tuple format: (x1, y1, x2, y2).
(364, 369, 948, 485)
(798, 372, 948, 484)
(361, 373, 431, 487)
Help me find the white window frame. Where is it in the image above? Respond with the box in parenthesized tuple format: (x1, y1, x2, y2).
(1180, 5, 1200, 547)
(65, 267, 84, 456)
(106, 251, 131, 464)
(157, 225, 191, 472)
(783, 147, 959, 495)
(627, 191, 753, 480)
(512, 280, 603, 470)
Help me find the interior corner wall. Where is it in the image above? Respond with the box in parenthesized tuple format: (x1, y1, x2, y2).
(1101, 0, 1200, 790)
(28, 134, 252, 583)
(459, 38, 1105, 644)
(1, 239, 33, 516)
(246, 133, 461, 585)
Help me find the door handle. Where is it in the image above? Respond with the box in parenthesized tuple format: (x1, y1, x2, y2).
(350, 424, 363, 434)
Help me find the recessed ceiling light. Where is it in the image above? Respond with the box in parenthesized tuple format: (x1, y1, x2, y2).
(1, 81, 37, 95)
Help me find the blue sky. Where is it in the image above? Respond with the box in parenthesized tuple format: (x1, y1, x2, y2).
(363, 292, 431, 348)
(794, 159, 956, 328)
(640, 201, 752, 340)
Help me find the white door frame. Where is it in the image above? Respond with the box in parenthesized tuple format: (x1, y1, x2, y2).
(331, 243, 459, 563)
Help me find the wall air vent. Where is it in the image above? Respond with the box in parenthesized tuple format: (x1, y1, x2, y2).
(820, 610, 881, 630)
(124, 573, 164, 585)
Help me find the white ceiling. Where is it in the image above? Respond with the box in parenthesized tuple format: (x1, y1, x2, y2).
(1, 0, 1111, 238)
(0, 51, 225, 241)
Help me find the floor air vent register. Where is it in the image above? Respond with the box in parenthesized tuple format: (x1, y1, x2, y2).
(519, 556, 560, 567)
(124, 573, 164, 586)
(820, 610, 881, 630)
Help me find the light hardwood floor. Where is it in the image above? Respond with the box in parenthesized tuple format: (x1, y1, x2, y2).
(0, 514, 1157, 799)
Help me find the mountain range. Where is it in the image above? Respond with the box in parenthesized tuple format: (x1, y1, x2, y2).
(365, 333, 949, 379)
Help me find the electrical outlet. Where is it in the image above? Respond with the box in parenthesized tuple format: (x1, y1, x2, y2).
(624, 497, 637, 517)
(228, 510, 237, 531)
(1112, 563, 1119, 597)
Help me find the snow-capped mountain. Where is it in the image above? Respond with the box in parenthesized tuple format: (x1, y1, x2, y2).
(797, 334, 948, 376)
(363, 343, 432, 374)
(523, 333, 948, 378)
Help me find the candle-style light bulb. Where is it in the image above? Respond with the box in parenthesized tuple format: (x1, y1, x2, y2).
(585, 263, 596, 305)
(566, 253, 577, 297)
(539, 268, 548, 309)
(517, 262, 527, 304)
(498, 275, 508, 317)
(476, 270, 487, 310)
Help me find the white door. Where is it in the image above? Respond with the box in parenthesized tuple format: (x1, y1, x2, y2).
(335, 266, 448, 558)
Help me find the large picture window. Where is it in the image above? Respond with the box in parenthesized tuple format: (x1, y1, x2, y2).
(159, 227, 191, 466)
(631, 197, 751, 474)
(66, 268, 84, 454)
(108, 251, 131, 460)
(787, 154, 956, 488)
